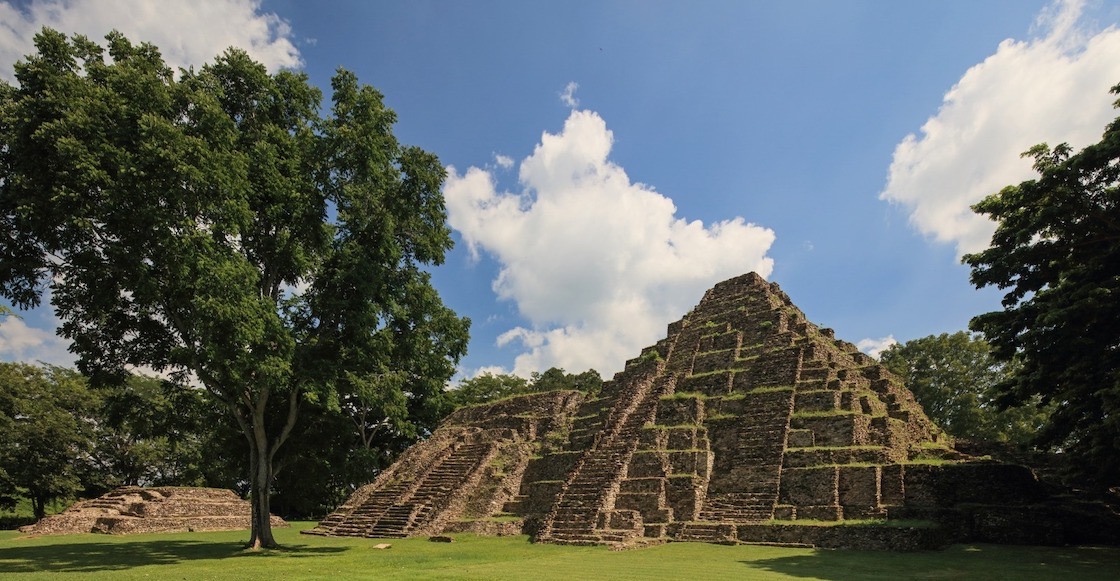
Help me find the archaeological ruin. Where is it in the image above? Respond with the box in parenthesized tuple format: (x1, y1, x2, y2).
(19, 486, 288, 536)
(308, 273, 1120, 549)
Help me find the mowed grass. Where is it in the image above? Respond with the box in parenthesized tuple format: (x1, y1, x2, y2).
(2, 522, 1119, 580)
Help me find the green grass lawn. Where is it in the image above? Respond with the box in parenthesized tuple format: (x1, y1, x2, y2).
(2, 522, 1118, 580)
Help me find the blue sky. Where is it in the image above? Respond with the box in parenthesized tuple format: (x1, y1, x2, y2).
(2, 0, 1120, 380)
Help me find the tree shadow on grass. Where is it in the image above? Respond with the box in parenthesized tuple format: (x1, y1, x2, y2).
(740, 545, 1120, 581)
(0, 538, 347, 574)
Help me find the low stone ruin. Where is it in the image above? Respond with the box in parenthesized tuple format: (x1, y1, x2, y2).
(19, 486, 288, 535)
(309, 273, 1120, 549)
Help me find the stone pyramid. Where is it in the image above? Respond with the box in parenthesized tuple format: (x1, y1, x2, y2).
(309, 273, 1117, 549)
(19, 486, 288, 535)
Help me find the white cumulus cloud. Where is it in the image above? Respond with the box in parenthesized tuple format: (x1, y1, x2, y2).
(0, 0, 301, 83)
(880, 0, 1120, 256)
(445, 109, 775, 378)
(856, 336, 897, 360)
(0, 315, 74, 366)
(560, 81, 580, 108)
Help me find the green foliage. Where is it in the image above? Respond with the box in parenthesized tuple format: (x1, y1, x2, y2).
(962, 82, 1120, 487)
(0, 363, 97, 519)
(530, 367, 603, 397)
(880, 332, 1050, 447)
(0, 30, 468, 546)
(446, 373, 531, 409)
(446, 367, 602, 409)
(83, 374, 218, 491)
(660, 391, 706, 400)
(790, 410, 857, 418)
(0, 362, 244, 518)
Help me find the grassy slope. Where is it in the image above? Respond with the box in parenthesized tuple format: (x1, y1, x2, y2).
(1, 523, 1118, 580)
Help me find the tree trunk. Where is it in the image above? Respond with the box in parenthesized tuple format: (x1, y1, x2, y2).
(32, 494, 46, 521)
(245, 421, 278, 550)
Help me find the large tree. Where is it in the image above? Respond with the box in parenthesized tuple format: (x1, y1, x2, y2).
(880, 332, 1048, 446)
(0, 30, 468, 547)
(963, 83, 1120, 487)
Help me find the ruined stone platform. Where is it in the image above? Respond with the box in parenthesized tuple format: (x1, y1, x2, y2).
(19, 486, 288, 535)
(312, 273, 1120, 549)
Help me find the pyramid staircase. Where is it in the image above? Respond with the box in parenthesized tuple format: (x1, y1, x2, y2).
(311, 434, 497, 538)
(697, 388, 795, 523)
(536, 365, 674, 545)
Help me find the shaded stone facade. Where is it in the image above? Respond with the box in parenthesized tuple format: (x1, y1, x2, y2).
(19, 486, 288, 535)
(311, 273, 1120, 549)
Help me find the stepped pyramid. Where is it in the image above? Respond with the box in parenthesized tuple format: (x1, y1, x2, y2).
(310, 273, 1119, 549)
(19, 486, 288, 535)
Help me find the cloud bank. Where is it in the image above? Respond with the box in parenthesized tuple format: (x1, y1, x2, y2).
(0, 315, 73, 366)
(856, 336, 897, 360)
(0, 0, 301, 82)
(880, 0, 1120, 256)
(445, 109, 775, 377)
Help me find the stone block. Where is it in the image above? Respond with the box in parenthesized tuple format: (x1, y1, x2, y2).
(716, 395, 746, 416)
(522, 452, 579, 483)
(699, 331, 742, 353)
(620, 477, 664, 495)
(615, 493, 663, 515)
(692, 349, 736, 376)
(627, 451, 666, 478)
(787, 429, 814, 448)
(641, 507, 673, 524)
(667, 427, 701, 450)
(880, 464, 905, 506)
(772, 505, 796, 520)
(779, 466, 838, 506)
(679, 371, 733, 396)
(796, 505, 842, 521)
(656, 397, 704, 425)
(838, 466, 880, 508)
(665, 476, 703, 521)
(639, 426, 667, 448)
(795, 391, 840, 413)
(793, 413, 872, 447)
(599, 509, 641, 530)
(668, 450, 709, 475)
(743, 346, 802, 388)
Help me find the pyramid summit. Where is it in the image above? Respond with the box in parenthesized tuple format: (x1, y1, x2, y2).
(308, 273, 1118, 549)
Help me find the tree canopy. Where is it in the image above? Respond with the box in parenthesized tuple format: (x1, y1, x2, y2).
(880, 332, 1049, 447)
(0, 363, 96, 519)
(963, 82, 1120, 487)
(446, 367, 603, 409)
(0, 29, 468, 547)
